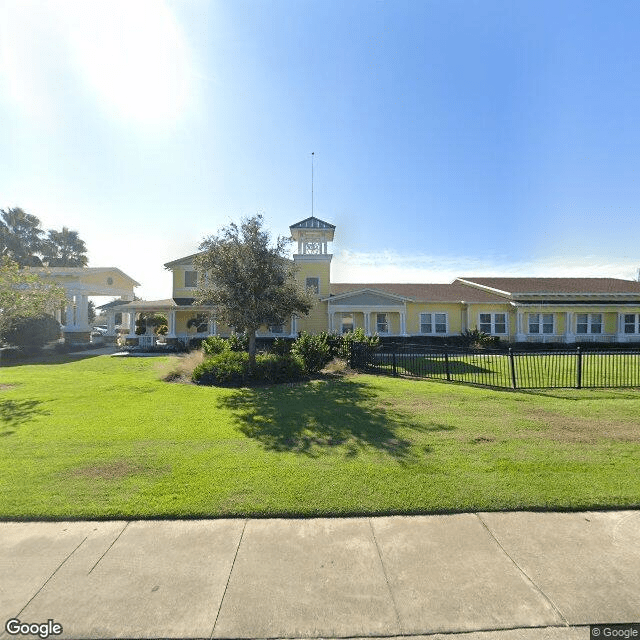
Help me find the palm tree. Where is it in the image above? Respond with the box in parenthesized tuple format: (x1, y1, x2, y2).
(0, 207, 44, 266)
(42, 227, 88, 267)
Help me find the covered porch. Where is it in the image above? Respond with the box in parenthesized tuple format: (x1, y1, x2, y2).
(110, 299, 301, 347)
(30, 267, 139, 345)
(326, 289, 410, 337)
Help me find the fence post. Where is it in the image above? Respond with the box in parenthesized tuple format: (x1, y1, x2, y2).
(509, 347, 517, 389)
(392, 350, 398, 376)
(576, 346, 582, 389)
(444, 351, 451, 381)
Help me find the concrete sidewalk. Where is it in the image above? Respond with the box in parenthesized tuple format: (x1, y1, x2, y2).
(1, 511, 639, 640)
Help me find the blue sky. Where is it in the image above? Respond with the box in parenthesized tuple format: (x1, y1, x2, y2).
(2, 0, 640, 300)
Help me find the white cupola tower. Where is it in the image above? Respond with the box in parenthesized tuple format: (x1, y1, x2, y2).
(289, 216, 335, 258)
(289, 216, 335, 297)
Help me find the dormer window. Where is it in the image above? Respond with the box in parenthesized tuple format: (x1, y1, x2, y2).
(185, 270, 198, 288)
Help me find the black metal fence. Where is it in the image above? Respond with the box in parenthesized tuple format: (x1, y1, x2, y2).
(350, 343, 640, 389)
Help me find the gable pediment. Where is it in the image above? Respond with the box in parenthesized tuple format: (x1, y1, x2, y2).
(325, 288, 408, 306)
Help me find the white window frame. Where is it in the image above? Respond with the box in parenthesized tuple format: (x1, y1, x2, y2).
(576, 313, 602, 334)
(419, 312, 448, 334)
(341, 313, 354, 334)
(305, 277, 320, 294)
(479, 312, 507, 335)
(376, 313, 389, 334)
(184, 270, 198, 288)
(528, 313, 554, 334)
(623, 313, 640, 334)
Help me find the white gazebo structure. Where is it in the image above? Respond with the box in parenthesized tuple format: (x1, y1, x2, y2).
(29, 267, 139, 344)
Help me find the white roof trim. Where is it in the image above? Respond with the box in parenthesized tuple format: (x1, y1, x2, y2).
(322, 287, 413, 303)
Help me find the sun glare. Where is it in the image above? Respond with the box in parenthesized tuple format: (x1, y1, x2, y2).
(59, 0, 194, 130)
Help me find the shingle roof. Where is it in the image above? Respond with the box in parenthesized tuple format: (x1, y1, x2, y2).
(110, 299, 179, 310)
(329, 283, 508, 303)
(289, 216, 335, 230)
(457, 277, 640, 295)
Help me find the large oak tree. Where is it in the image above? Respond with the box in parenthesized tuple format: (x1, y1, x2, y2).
(194, 215, 313, 367)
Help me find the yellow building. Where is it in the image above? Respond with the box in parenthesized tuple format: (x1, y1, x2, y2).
(113, 216, 640, 346)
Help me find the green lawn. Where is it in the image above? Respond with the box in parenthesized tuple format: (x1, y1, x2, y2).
(1, 353, 639, 519)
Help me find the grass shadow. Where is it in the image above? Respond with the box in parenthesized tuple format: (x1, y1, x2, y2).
(0, 398, 49, 436)
(218, 377, 436, 460)
(0, 349, 116, 367)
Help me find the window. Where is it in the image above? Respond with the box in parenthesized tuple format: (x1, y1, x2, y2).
(529, 313, 554, 334)
(184, 270, 198, 288)
(420, 312, 447, 334)
(376, 313, 389, 333)
(306, 277, 319, 294)
(341, 313, 354, 334)
(479, 313, 507, 334)
(624, 314, 640, 334)
(576, 313, 602, 334)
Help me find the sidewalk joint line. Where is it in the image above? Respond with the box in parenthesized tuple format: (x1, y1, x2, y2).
(88, 521, 130, 575)
(14, 535, 88, 620)
(210, 518, 247, 639)
(475, 513, 570, 627)
(368, 518, 403, 636)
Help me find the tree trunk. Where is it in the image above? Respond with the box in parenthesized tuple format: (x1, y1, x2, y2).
(248, 330, 257, 371)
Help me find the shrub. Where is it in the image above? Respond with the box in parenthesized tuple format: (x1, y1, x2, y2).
(340, 328, 380, 359)
(227, 332, 249, 352)
(270, 337, 292, 355)
(202, 335, 228, 356)
(291, 331, 331, 373)
(192, 350, 305, 387)
(2, 314, 61, 349)
(460, 329, 500, 349)
(251, 353, 306, 384)
(161, 350, 205, 382)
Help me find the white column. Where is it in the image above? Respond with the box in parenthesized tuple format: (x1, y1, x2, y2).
(167, 311, 177, 338)
(289, 315, 297, 337)
(400, 312, 407, 336)
(65, 297, 75, 328)
(207, 314, 216, 337)
(364, 311, 370, 336)
(565, 312, 575, 343)
(77, 295, 90, 330)
(106, 313, 116, 336)
(616, 313, 625, 343)
(515, 310, 526, 342)
(128, 310, 137, 337)
(328, 308, 334, 332)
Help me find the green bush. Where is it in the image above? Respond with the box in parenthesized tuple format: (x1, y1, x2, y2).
(2, 314, 60, 349)
(193, 350, 248, 386)
(270, 337, 292, 355)
(339, 328, 380, 359)
(227, 332, 250, 352)
(252, 353, 306, 384)
(291, 331, 331, 373)
(192, 351, 306, 386)
(202, 335, 228, 356)
(460, 329, 500, 349)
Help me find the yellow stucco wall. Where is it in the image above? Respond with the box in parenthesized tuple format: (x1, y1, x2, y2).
(468, 304, 515, 336)
(405, 303, 464, 334)
(293, 259, 331, 296)
(297, 301, 329, 334)
(172, 265, 197, 299)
